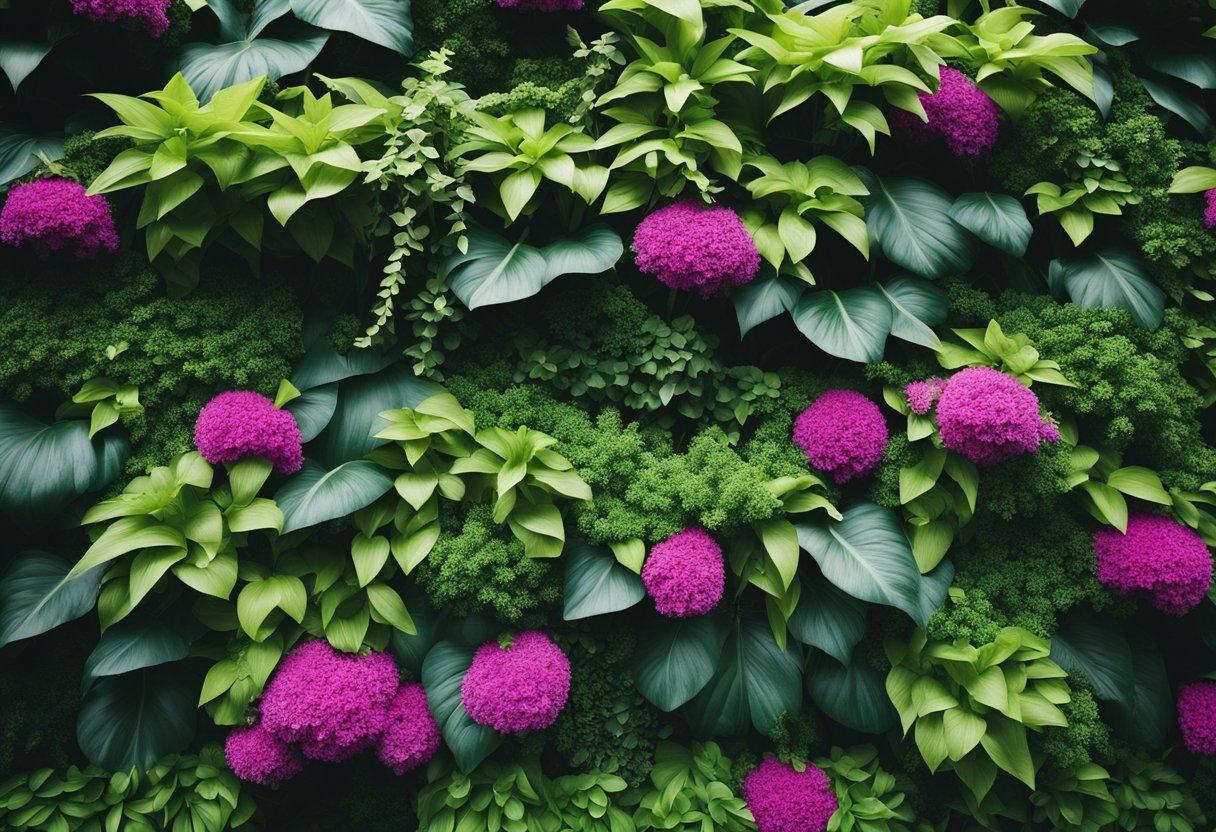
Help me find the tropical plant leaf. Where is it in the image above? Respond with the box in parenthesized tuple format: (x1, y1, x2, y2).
(792, 287, 892, 363)
(733, 276, 806, 337)
(309, 365, 442, 467)
(1047, 250, 1165, 329)
(878, 276, 948, 350)
(1037, 0, 1086, 17)
(538, 224, 624, 285)
(0, 552, 103, 647)
(275, 459, 394, 533)
(82, 617, 191, 689)
(289, 0, 413, 54)
(860, 173, 976, 278)
(563, 539, 645, 621)
(0, 40, 53, 93)
(1140, 76, 1211, 133)
(1049, 609, 1134, 709)
(633, 615, 725, 712)
(1112, 632, 1171, 750)
(948, 193, 1033, 257)
(787, 580, 867, 665)
(806, 650, 897, 733)
(916, 560, 954, 625)
(284, 382, 339, 442)
(421, 641, 501, 773)
(0, 127, 64, 186)
(77, 666, 197, 771)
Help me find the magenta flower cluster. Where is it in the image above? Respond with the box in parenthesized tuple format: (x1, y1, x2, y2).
(904, 377, 947, 415)
(496, 0, 582, 8)
(889, 67, 1000, 158)
(461, 631, 571, 733)
(793, 390, 888, 484)
(0, 178, 119, 259)
(743, 757, 838, 832)
(641, 528, 726, 617)
(1093, 513, 1213, 616)
(935, 367, 1057, 466)
(1205, 190, 1216, 229)
(194, 391, 304, 475)
(226, 640, 441, 785)
(1178, 681, 1216, 755)
(71, 0, 171, 37)
(632, 201, 760, 297)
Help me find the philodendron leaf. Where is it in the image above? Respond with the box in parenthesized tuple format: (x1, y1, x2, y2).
(878, 276, 948, 350)
(806, 650, 897, 734)
(1047, 250, 1165, 329)
(733, 276, 806, 337)
(787, 580, 866, 665)
(860, 172, 976, 278)
(275, 459, 394, 533)
(421, 641, 501, 773)
(1049, 609, 1134, 709)
(796, 502, 926, 626)
(77, 666, 197, 771)
(948, 192, 1033, 257)
(1113, 631, 1171, 750)
(0, 552, 103, 647)
(792, 287, 892, 363)
(0, 127, 64, 186)
(538, 224, 624, 285)
(82, 617, 191, 689)
(563, 539, 645, 621)
(633, 615, 725, 712)
(285, 382, 338, 443)
(289, 0, 413, 54)
(0, 40, 54, 93)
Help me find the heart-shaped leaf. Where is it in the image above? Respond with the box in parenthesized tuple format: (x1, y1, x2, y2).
(275, 459, 394, 533)
(77, 666, 197, 771)
(787, 580, 867, 665)
(792, 287, 892, 363)
(860, 173, 976, 278)
(0, 552, 103, 647)
(82, 617, 191, 689)
(1048, 250, 1165, 329)
(563, 539, 645, 621)
(421, 641, 501, 773)
(733, 276, 806, 337)
(633, 615, 725, 712)
(289, 0, 413, 54)
(949, 192, 1033, 257)
(878, 276, 948, 350)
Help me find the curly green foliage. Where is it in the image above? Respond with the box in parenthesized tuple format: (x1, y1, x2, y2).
(948, 283, 1216, 490)
(59, 132, 131, 185)
(0, 254, 303, 474)
(414, 504, 560, 622)
(908, 0, 940, 15)
(1041, 672, 1114, 774)
(766, 711, 818, 767)
(553, 627, 669, 787)
(477, 57, 585, 121)
(927, 510, 1117, 643)
(973, 440, 1072, 521)
(868, 433, 918, 510)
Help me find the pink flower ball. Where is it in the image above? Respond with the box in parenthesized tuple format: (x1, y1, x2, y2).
(642, 528, 726, 617)
(891, 67, 1000, 158)
(194, 391, 304, 475)
(0, 178, 119, 259)
(904, 378, 947, 415)
(259, 641, 400, 762)
(376, 683, 442, 775)
(936, 367, 1053, 466)
(1179, 681, 1216, 755)
(743, 757, 838, 832)
(1094, 513, 1213, 616)
(461, 632, 570, 733)
(224, 722, 303, 786)
(70, 0, 171, 37)
(1205, 189, 1216, 230)
(632, 201, 760, 297)
(497, 0, 582, 8)
(793, 390, 888, 484)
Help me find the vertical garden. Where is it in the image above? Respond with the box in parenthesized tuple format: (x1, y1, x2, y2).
(2, 0, 1216, 828)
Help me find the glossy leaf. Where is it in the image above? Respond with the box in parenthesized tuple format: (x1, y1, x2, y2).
(563, 539, 645, 621)
(310, 365, 442, 467)
(1049, 609, 1134, 709)
(861, 174, 976, 278)
(82, 617, 190, 689)
(807, 651, 897, 733)
(289, 0, 413, 54)
(0, 127, 64, 186)
(787, 580, 866, 664)
(0, 552, 102, 647)
(948, 193, 1033, 257)
(879, 276, 948, 350)
(275, 459, 394, 533)
(633, 615, 725, 712)
(792, 287, 892, 363)
(421, 641, 501, 773)
(1048, 251, 1165, 329)
(77, 666, 196, 771)
(733, 276, 805, 337)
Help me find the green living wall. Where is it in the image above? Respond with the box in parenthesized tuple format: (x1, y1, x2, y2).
(1, 0, 1216, 829)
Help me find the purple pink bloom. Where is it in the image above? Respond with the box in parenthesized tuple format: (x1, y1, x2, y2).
(642, 528, 726, 617)
(793, 390, 888, 483)
(194, 391, 304, 475)
(1094, 513, 1212, 616)
(71, 0, 171, 37)
(1205, 190, 1216, 229)
(743, 757, 838, 832)
(224, 722, 303, 786)
(904, 378, 947, 415)
(1179, 681, 1216, 755)
(461, 632, 570, 733)
(376, 683, 442, 775)
(632, 201, 760, 297)
(0, 178, 119, 259)
(259, 640, 399, 762)
(935, 367, 1055, 466)
(888, 67, 1000, 158)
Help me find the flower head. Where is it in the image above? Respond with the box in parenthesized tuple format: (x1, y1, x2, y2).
(376, 683, 442, 775)
(890, 67, 1000, 158)
(70, 0, 171, 36)
(936, 367, 1053, 466)
(632, 201, 760, 297)
(461, 631, 570, 732)
(0, 178, 119, 259)
(194, 391, 304, 475)
(224, 721, 303, 786)
(1179, 681, 1216, 755)
(904, 378, 947, 415)
(1205, 189, 1216, 229)
(259, 640, 400, 762)
(1094, 513, 1212, 616)
(642, 528, 726, 617)
(743, 757, 838, 832)
(793, 390, 888, 483)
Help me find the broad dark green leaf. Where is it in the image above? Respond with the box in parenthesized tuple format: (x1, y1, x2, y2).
(1140, 76, 1211, 134)
(1037, 0, 1086, 17)
(0, 40, 53, 93)
(289, 0, 413, 54)
(1085, 22, 1140, 47)
(1145, 45, 1216, 89)
(733, 276, 806, 337)
(1049, 609, 1134, 709)
(796, 503, 925, 626)
(563, 539, 645, 621)
(792, 287, 892, 363)
(806, 651, 897, 733)
(915, 560, 954, 625)
(310, 365, 441, 467)
(1112, 632, 1171, 750)
(77, 666, 197, 771)
(275, 459, 394, 533)
(1048, 251, 1165, 329)
(82, 617, 190, 689)
(684, 610, 803, 736)
(633, 615, 725, 712)
(538, 224, 624, 284)
(0, 552, 102, 647)
(390, 590, 442, 677)
(948, 193, 1033, 257)
(878, 276, 948, 350)
(0, 127, 63, 186)
(860, 173, 976, 278)
(787, 580, 866, 664)
(421, 641, 501, 773)
(285, 382, 338, 443)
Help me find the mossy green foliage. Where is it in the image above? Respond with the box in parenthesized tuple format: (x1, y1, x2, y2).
(59, 132, 131, 186)
(1040, 672, 1114, 774)
(0, 254, 303, 474)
